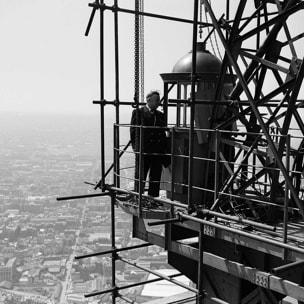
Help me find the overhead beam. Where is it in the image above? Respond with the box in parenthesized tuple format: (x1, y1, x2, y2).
(169, 241, 304, 301)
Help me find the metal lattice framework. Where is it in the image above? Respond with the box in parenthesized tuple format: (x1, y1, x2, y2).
(201, 0, 304, 222)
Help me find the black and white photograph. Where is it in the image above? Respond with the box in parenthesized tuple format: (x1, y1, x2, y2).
(1, 1, 304, 303)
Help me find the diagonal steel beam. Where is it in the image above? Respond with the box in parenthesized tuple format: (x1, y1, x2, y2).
(218, 79, 295, 131)
(230, 0, 299, 99)
(203, 0, 304, 216)
(236, 1, 304, 43)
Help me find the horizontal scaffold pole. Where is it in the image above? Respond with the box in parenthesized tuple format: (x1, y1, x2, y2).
(271, 260, 304, 275)
(179, 212, 304, 255)
(89, 2, 211, 26)
(108, 185, 188, 209)
(56, 192, 110, 201)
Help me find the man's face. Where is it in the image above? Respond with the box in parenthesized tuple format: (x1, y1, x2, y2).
(147, 94, 160, 110)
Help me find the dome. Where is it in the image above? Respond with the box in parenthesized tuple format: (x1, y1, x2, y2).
(172, 42, 222, 74)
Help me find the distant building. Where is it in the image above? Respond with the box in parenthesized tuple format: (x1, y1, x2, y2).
(15, 248, 30, 259)
(6, 225, 20, 242)
(1, 246, 15, 259)
(139, 269, 193, 302)
(23, 202, 44, 214)
(0, 257, 16, 282)
(67, 293, 88, 304)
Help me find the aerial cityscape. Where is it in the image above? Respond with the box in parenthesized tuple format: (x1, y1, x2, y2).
(0, 113, 177, 304)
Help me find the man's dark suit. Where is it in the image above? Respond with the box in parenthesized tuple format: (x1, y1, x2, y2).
(130, 106, 167, 197)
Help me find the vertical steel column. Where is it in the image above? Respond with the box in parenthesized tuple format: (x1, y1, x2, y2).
(111, 193, 116, 304)
(177, 82, 181, 127)
(214, 130, 220, 203)
(226, 0, 230, 41)
(134, 0, 141, 196)
(114, 0, 120, 188)
(163, 80, 169, 125)
(113, 125, 119, 188)
(138, 125, 144, 217)
(197, 223, 205, 303)
(170, 127, 176, 212)
(188, 0, 199, 212)
(283, 134, 290, 260)
(183, 84, 188, 127)
(99, 0, 106, 189)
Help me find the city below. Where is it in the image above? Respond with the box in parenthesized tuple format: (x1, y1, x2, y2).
(0, 113, 185, 304)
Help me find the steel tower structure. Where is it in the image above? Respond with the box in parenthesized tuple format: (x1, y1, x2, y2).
(58, 1, 304, 303)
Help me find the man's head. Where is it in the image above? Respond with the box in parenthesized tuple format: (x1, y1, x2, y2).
(146, 91, 160, 110)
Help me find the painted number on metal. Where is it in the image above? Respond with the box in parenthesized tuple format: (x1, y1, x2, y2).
(254, 272, 269, 288)
(203, 225, 216, 237)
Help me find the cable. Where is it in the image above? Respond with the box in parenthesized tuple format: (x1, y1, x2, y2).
(204, 0, 223, 60)
(134, 0, 145, 193)
(139, 0, 144, 103)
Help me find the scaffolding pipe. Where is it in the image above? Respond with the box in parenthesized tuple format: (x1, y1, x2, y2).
(91, 97, 304, 107)
(99, 0, 106, 191)
(114, 0, 120, 188)
(188, 0, 199, 212)
(163, 74, 169, 124)
(56, 192, 109, 201)
(109, 186, 188, 209)
(200, 209, 276, 232)
(85, 2, 98, 36)
(214, 129, 220, 203)
(111, 193, 116, 304)
(168, 98, 304, 107)
(138, 125, 144, 217)
(271, 260, 304, 275)
(170, 127, 176, 208)
(114, 125, 119, 188)
(90, 2, 211, 26)
(93, 83, 176, 106)
(147, 217, 180, 226)
(197, 224, 204, 304)
(179, 212, 304, 255)
(147, 212, 279, 230)
(176, 82, 181, 126)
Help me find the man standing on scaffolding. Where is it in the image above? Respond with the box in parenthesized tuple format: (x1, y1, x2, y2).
(130, 90, 167, 198)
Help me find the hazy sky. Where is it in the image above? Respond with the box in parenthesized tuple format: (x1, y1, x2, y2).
(1, 1, 304, 118)
(0, 0, 196, 116)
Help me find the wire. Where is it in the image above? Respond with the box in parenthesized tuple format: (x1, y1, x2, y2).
(134, 0, 145, 193)
(203, 0, 223, 60)
(139, 0, 144, 103)
(199, 0, 203, 39)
